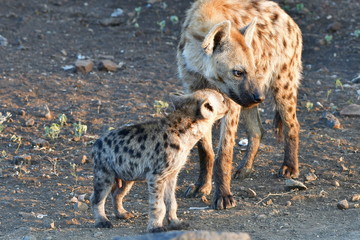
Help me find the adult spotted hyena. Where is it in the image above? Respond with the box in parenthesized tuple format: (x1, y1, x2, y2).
(177, 0, 302, 209)
(90, 89, 229, 232)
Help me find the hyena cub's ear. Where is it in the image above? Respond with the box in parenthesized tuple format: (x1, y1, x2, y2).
(239, 17, 258, 48)
(169, 93, 188, 110)
(202, 20, 231, 56)
(198, 97, 216, 119)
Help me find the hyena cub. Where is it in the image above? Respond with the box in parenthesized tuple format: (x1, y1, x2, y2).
(90, 89, 228, 232)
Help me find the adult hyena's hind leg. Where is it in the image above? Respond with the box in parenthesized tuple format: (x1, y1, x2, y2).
(234, 106, 265, 179)
(111, 179, 135, 220)
(90, 168, 115, 228)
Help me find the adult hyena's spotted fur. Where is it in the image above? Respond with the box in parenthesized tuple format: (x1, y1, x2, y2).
(90, 89, 229, 232)
(177, 0, 302, 209)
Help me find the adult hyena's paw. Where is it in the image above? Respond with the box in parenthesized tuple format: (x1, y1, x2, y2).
(168, 220, 190, 231)
(278, 164, 299, 179)
(148, 226, 168, 233)
(211, 193, 236, 210)
(115, 211, 135, 220)
(95, 220, 113, 228)
(184, 183, 211, 198)
(233, 167, 254, 180)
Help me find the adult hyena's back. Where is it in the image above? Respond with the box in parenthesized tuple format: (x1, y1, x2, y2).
(179, 0, 302, 91)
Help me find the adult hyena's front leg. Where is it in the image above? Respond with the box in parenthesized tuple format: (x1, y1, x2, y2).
(212, 100, 240, 210)
(184, 129, 214, 198)
(234, 106, 265, 179)
(273, 75, 300, 178)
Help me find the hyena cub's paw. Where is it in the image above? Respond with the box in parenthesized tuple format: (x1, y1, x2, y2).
(95, 220, 113, 228)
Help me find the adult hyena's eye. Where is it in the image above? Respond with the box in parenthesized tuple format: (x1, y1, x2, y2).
(232, 69, 245, 78)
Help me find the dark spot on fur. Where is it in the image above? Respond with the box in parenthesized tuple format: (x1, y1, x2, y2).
(143, 134, 148, 141)
(284, 83, 289, 90)
(117, 156, 123, 164)
(271, 12, 279, 23)
(144, 167, 150, 173)
(163, 133, 168, 140)
(274, 87, 279, 94)
(128, 148, 134, 156)
(140, 144, 146, 151)
(136, 152, 142, 158)
(170, 143, 180, 150)
(283, 39, 287, 49)
(118, 129, 130, 136)
(164, 142, 168, 148)
(292, 113, 296, 119)
(288, 107, 293, 113)
(287, 93, 293, 100)
(152, 135, 156, 141)
(115, 145, 119, 154)
(281, 64, 287, 72)
(123, 146, 128, 153)
(94, 139, 103, 150)
(127, 138, 131, 144)
(137, 135, 143, 143)
(106, 138, 112, 148)
(155, 142, 161, 154)
(135, 126, 145, 135)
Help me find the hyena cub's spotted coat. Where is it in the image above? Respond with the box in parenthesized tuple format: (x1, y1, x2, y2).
(177, 0, 303, 209)
(90, 89, 228, 232)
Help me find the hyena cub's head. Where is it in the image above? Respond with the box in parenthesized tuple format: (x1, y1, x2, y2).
(201, 19, 264, 108)
(172, 89, 229, 121)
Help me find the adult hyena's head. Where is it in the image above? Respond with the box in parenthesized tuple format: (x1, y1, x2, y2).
(200, 19, 264, 108)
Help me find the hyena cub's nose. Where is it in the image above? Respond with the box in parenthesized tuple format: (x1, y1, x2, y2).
(252, 91, 265, 103)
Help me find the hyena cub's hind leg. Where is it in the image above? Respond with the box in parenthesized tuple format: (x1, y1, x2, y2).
(111, 179, 135, 220)
(91, 170, 116, 228)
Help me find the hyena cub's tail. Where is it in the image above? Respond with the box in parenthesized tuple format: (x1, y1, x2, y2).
(273, 111, 283, 142)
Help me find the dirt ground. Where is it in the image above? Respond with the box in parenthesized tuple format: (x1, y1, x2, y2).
(0, 0, 359, 239)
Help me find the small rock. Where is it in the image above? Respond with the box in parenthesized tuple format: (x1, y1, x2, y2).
(337, 199, 349, 210)
(98, 60, 118, 72)
(37, 104, 53, 120)
(61, 65, 76, 72)
(25, 118, 35, 127)
(78, 194, 87, 202)
(340, 104, 360, 117)
(354, 204, 359, 208)
(81, 155, 89, 164)
(285, 179, 307, 191)
(333, 180, 340, 187)
(0, 35, 8, 46)
(65, 218, 80, 225)
(32, 138, 50, 148)
(351, 194, 360, 202)
(285, 201, 292, 207)
(316, 80, 321, 85)
(13, 154, 32, 165)
(75, 59, 94, 74)
(74, 201, 89, 211)
(238, 138, 248, 147)
(0, 168, 3, 177)
(69, 196, 78, 203)
(266, 199, 273, 205)
(327, 22, 342, 32)
(304, 172, 317, 182)
(99, 17, 125, 27)
(319, 112, 341, 129)
(111, 8, 124, 17)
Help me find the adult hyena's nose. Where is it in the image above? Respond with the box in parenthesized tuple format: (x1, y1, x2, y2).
(252, 90, 265, 103)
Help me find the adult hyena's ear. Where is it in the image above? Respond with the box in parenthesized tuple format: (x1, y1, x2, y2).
(202, 20, 231, 56)
(239, 17, 257, 48)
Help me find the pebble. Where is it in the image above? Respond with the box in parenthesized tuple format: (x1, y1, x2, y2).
(61, 65, 76, 72)
(94, 232, 103, 238)
(81, 155, 89, 164)
(75, 59, 94, 74)
(238, 186, 257, 198)
(111, 8, 124, 17)
(98, 60, 118, 72)
(304, 172, 317, 182)
(285, 179, 307, 191)
(32, 138, 50, 148)
(340, 104, 360, 117)
(337, 199, 349, 210)
(25, 118, 35, 127)
(74, 201, 89, 211)
(285, 201, 292, 207)
(38, 104, 52, 120)
(13, 154, 32, 165)
(351, 194, 360, 202)
(0, 35, 8, 46)
(326, 21, 342, 32)
(318, 112, 341, 129)
(99, 17, 125, 27)
(333, 180, 340, 187)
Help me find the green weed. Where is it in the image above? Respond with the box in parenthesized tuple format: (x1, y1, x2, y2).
(44, 123, 61, 140)
(10, 135, 22, 153)
(154, 100, 169, 114)
(73, 121, 87, 138)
